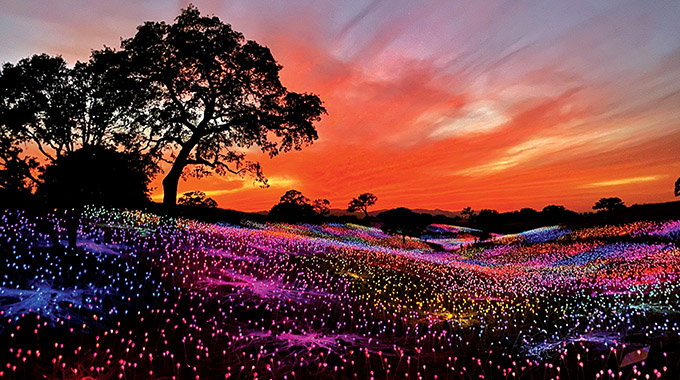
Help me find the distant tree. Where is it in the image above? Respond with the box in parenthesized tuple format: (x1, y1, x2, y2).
(478, 209, 498, 215)
(115, 6, 326, 207)
(675, 177, 680, 197)
(519, 208, 538, 216)
(593, 197, 626, 211)
(460, 206, 477, 225)
(541, 205, 577, 224)
(475, 209, 500, 231)
(507, 208, 540, 230)
(542, 205, 567, 214)
(269, 190, 316, 223)
(312, 198, 331, 217)
(378, 207, 428, 243)
(279, 190, 310, 206)
(38, 147, 154, 248)
(347, 193, 378, 218)
(178, 191, 218, 208)
(461, 206, 475, 220)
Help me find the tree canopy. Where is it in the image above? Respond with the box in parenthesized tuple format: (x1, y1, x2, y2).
(116, 6, 326, 207)
(269, 190, 329, 223)
(593, 197, 626, 211)
(38, 146, 153, 210)
(475, 209, 500, 231)
(461, 206, 475, 220)
(347, 193, 378, 218)
(279, 189, 310, 206)
(178, 191, 218, 208)
(675, 177, 680, 197)
(0, 53, 152, 197)
(35, 146, 153, 249)
(312, 198, 331, 217)
(378, 207, 428, 243)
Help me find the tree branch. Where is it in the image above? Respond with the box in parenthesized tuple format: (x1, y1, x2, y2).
(32, 138, 56, 163)
(163, 81, 198, 132)
(185, 156, 244, 175)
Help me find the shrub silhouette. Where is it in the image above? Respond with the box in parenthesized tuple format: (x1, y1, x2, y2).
(593, 197, 626, 211)
(178, 191, 218, 208)
(39, 147, 152, 209)
(38, 147, 154, 248)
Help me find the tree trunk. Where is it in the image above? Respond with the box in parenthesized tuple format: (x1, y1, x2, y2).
(162, 134, 202, 209)
(66, 208, 80, 250)
(162, 171, 181, 208)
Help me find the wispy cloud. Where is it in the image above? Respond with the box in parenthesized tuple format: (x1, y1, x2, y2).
(456, 129, 623, 177)
(581, 175, 667, 188)
(428, 101, 509, 139)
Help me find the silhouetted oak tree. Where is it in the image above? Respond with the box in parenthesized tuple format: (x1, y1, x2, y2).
(117, 6, 325, 207)
(675, 177, 680, 197)
(347, 193, 378, 218)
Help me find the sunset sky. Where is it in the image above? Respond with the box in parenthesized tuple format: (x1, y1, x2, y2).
(2, 1, 679, 212)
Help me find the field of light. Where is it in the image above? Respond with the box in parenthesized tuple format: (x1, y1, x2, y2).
(1, 208, 679, 379)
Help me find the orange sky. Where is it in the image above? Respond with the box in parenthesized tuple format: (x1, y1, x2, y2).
(2, 1, 679, 212)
